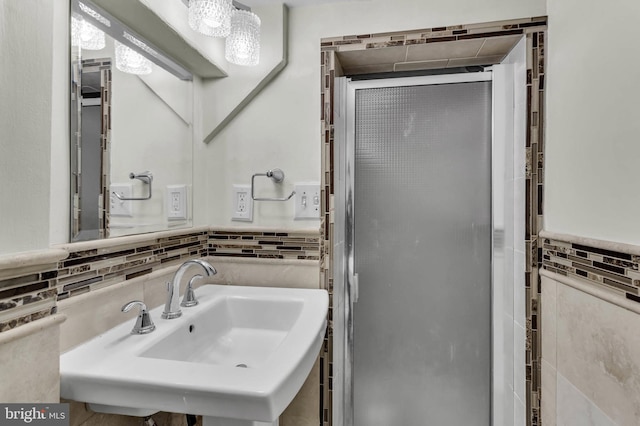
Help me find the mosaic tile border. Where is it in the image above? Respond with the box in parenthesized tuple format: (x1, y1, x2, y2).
(56, 231, 209, 300)
(0, 228, 320, 333)
(542, 236, 640, 305)
(208, 230, 320, 261)
(0, 307, 57, 333)
(320, 16, 547, 48)
(321, 16, 546, 426)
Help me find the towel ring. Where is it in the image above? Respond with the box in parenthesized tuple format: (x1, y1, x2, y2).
(251, 169, 295, 201)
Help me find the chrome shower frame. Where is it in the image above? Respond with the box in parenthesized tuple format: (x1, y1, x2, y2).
(332, 69, 517, 426)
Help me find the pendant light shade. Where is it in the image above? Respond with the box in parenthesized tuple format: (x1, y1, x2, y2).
(71, 16, 82, 47)
(225, 9, 260, 66)
(188, 0, 232, 38)
(72, 17, 105, 50)
(115, 41, 152, 75)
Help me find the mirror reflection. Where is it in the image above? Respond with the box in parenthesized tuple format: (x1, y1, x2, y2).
(70, 0, 194, 242)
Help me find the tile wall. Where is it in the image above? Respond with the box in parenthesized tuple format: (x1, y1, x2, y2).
(542, 233, 640, 305)
(541, 240, 640, 426)
(0, 228, 320, 333)
(321, 16, 547, 426)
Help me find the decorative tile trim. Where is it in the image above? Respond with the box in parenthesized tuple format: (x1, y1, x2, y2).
(208, 230, 320, 260)
(541, 232, 640, 305)
(55, 231, 209, 301)
(0, 307, 57, 333)
(320, 16, 546, 50)
(0, 227, 320, 333)
(0, 313, 66, 345)
(321, 16, 546, 426)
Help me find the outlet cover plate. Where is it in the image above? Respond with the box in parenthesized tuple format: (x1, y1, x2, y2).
(232, 184, 253, 222)
(110, 184, 133, 217)
(294, 183, 321, 220)
(167, 185, 187, 220)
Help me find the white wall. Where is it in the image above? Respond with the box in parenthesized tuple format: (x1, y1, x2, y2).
(0, 0, 547, 255)
(201, 0, 547, 228)
(0, 0, 57, 255)
(545, 0, 640, 245)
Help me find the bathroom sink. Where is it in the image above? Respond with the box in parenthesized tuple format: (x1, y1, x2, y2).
(139, 295, 306, 368)
(60, 285, 328, 424)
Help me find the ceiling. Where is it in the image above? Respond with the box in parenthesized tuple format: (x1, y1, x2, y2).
(336, 35, 522, 75)
(242, 0, 370, 7)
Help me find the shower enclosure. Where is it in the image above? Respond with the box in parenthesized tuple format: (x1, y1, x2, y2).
(333, 69, 515, 425)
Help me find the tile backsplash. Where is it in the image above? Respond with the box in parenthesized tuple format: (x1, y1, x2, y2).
(541, 231, 640, 305)
(0, 227, 320, 334)
(208, 229, 320, 260)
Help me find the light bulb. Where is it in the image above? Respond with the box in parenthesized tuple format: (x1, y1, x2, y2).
(188, 0, 232, 37)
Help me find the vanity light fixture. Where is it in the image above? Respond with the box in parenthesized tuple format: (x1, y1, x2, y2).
(183, 0, 260, 67)
(188, 0, 233, 37)
(71, 16, 106, 50)
(114, 41, 152, 75)
(73, 0, 193, 80)
(71, 16, 82, 47)
(78, 1, 111, 27)
(225, 9, 261, 66)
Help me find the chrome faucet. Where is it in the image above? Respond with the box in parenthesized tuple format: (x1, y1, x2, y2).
(121, 301, 156, 334)
(162, 259, 217, 319)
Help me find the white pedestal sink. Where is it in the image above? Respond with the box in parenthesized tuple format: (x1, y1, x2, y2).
(60, 285, 328, 425)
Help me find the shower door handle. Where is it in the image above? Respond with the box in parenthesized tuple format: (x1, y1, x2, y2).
(351, 273, 359, 303)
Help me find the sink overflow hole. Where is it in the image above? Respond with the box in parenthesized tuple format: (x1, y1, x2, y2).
(188, 324, 195, 333)
(235, 363, 248, 368)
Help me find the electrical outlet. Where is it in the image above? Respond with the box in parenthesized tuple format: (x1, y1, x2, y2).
(294, 183, 321, 220)
(110, 184, 133, 217)
(232, 185, 253, 221)
(167, 185, 187, 220)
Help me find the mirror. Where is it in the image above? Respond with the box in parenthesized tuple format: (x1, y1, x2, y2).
(70, 0, 194, 242)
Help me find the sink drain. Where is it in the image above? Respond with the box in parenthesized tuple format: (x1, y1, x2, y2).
(235, 363, 248, 368)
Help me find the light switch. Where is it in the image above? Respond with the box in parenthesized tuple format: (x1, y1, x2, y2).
(110, 184, 133, 217)
(294, 184, 320, 220)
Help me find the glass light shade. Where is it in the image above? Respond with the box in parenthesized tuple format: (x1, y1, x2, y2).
(77, 20, 105, 50)
(188, 0, 232, 37)
(114, 41, 152, 75)
(225, 10, 260, 66)
(71, 17, 82, 47)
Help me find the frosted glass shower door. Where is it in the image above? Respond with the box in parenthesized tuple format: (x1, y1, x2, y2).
(352, 79, 492, 425)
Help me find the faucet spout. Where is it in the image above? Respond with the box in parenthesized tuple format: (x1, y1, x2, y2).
(162, 259, 217, 319)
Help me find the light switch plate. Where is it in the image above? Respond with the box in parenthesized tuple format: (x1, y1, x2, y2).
(294, 184, 321, 220)
(110, 184, 133, 217)
(232, 184, 253, 222)
(167, 185, 187, 220)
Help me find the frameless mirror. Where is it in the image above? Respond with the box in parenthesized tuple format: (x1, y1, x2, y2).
(70, 0, 194, 242)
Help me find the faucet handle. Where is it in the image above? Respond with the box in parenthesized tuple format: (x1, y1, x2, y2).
(181, 274, 202, 308)
(121, 300, 156, 335)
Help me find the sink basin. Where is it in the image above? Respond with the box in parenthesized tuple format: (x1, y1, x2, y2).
(60, 284, 328, 424)
(140, 296, 303, 368)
